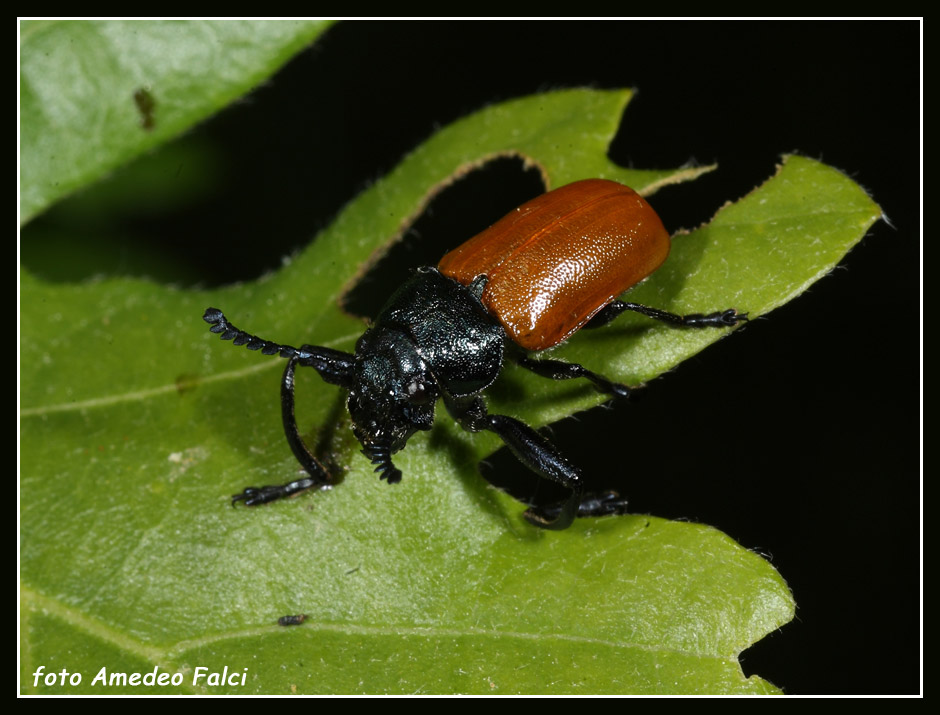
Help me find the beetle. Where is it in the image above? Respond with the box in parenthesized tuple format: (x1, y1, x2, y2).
(203, 179, 746, 530)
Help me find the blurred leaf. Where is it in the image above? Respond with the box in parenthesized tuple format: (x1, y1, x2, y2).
(20, 19, 332, 223)
(21, 81, 881, 694)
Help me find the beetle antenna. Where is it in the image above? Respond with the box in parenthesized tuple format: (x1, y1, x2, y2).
(203, 308, 300, 358)
(204, 307, 356, 390)
(361, 446, 402, 484)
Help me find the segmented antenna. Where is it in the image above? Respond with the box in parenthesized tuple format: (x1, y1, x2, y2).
(202, 308, 299, 358)
(361, 446, 402, 484)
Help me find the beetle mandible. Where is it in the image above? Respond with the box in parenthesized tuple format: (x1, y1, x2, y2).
(203, 179, 747, 530)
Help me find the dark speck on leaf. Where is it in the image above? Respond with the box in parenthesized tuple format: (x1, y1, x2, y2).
(133, 88, 156, 131)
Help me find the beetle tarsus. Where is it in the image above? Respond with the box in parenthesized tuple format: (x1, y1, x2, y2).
(682, 309, 749, 327)
(527, 491, 629, 525)
(577, 490, 629, 517)
(231, 477, 319, 506)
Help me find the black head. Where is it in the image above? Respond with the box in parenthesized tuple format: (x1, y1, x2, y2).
(348, 326, 440, 480)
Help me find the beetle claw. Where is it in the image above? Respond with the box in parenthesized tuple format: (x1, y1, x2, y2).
(577, 491, 630, 517)
(528, 491, 630, 523)
(720, 309, 748, 325)
(232, 487, 273, 507)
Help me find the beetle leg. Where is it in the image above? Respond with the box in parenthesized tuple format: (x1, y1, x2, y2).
(445, 395, 585, 530)
(585, 301, 748, 329)
(514, 355, 630, 398)
(231, 353, 332, 506)
(536, 491, 630, 521)
(203, 309, 356, 505)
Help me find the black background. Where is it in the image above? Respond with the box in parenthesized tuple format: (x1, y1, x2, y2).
(27, 20, 922, 694)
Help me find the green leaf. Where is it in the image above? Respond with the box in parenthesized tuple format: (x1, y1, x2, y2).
(19, 19, 333, 224)
(21, 79, 881, 694)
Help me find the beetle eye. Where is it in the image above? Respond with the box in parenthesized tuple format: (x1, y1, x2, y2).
(405, 379, 432, 405)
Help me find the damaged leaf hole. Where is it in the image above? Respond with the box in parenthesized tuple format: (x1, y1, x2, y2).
(341, 157, 546, 321)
